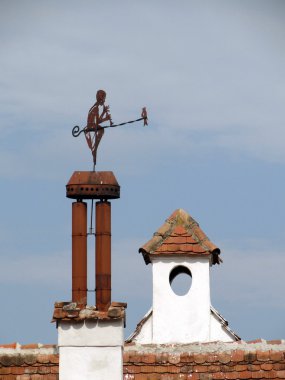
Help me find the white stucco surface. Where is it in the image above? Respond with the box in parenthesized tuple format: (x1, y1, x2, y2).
(152, 256, 211, 343)
(59, 346, 123, 380)
(209, 312, 235, 342)
(58, 319, 124, 346)
(58, 319, 124, 380)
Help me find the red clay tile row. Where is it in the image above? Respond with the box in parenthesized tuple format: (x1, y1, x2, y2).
(0, 355, 59, 367)
(0, 345, 56, 350)
(123, 372, 285, 379)
(139, 209, 221, 263)
(0, 376, 58, 380)
(122, 349, 285, 380)
(123, 350, 285, 365)
(52, 301, 126, 322)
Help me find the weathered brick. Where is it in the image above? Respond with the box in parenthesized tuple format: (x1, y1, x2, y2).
(30, 375, 42, 380)
(141, 355, 156, 364)
(218, 354, 231, 364)
(16, 375, 31, 380)
(247, 364, 260, 372)
(0, 367, 11, 374)
(261, 363, 273, 371)
(193, 365, 207, 373)
(52, 309, 67, 319)
(50, 367, 59, 374)
(270, 352, 284, 361)
(38, 366, 50, 374)
(180, 354, 194, 363)
(208, 365, 220, 373)
(155, 366, 168, 374)
(193, 354, 207, 364)
(251, 371, 266, 379)
(224, 372, 238, 379)
(239, 371, 253, 379)
(21, 345, 38, 350)
(235, 364, 248, 372)
(264, 371, 277, 379)
(256, 351, 270, 362)
(13, 355, 25, 366)
(244, 352, 257, 363)
(124, 375, 135, 380)
(125, 365, 141, 374)
(49, 355, 58, 365)
(123, 352, 130, 363)
(212, 373, 225, 380)
(161, 353, 169, 364)
(220, 365, 234, 373)
(231, 350, 245, 363)
(199, 374, 213, 380)
(277, 371, 285, 379)
(23, 355, 37, 366)
(177, 375, 187, 380)
(180, 365, 193, 374)
(140, 365, 156, 374)
(186, 374, 199, 380)
(11, 367, 25, 375)
(0, 343, 17, 349)
(0, 356, 14, 367)
(168, 354, 180, 365)
(274, 364, 285, 371)
(207, 354, 219, 364)
(24, 367, 38, 375)
(45, 376, 58, 380)
(37, 355, 50, 364)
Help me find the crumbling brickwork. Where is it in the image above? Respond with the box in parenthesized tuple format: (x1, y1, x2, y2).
(1, 341, 285, 380)
(0, 344, 58, 380)
(123, 341, 285, 380)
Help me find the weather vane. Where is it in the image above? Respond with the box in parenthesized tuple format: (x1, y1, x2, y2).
(72, 90, 148, 169)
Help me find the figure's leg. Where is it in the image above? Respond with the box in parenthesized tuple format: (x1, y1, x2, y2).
(85, 132, 93, 150)
(92, 129, 104, 166)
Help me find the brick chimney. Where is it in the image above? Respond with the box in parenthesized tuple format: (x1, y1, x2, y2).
(53, 170, 126, 380)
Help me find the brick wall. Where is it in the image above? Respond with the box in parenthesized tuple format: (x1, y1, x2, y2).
(0, 344, 58, 380)
(123, 341, 285, 380)
(0, 341, 285, 380)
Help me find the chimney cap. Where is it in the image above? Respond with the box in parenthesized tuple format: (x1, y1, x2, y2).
(66, 171, 120, 200)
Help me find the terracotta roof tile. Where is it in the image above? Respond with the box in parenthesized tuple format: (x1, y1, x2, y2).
(0, 343, 285, 379)
(52, 301, 126, 324)
(139, 209, 221, 265)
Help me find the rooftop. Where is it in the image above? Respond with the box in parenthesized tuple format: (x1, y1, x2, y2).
(139, 209, 221, 265)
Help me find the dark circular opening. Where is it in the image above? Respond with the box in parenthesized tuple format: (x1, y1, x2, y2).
(169, 265, 192, 296)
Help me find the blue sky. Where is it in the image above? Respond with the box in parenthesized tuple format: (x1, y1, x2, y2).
(0, 0, 284, 343)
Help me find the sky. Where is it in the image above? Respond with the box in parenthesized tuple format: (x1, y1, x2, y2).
(0, 0, 284, 344)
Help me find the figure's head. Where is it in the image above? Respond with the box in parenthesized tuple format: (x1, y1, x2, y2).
(96, 90, 106, 105)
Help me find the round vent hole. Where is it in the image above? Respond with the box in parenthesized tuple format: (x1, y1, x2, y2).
(169, 265, 192, 296)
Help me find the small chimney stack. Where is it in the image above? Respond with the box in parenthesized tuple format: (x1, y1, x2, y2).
(66, 170, 120, 309)
(54, 170, 125, 380)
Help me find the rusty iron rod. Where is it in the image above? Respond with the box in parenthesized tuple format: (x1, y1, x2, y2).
(72, 201, 87, 306)
(95, 201, 111, 311)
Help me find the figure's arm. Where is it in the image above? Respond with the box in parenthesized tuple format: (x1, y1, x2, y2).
(99, 105, 113, 124)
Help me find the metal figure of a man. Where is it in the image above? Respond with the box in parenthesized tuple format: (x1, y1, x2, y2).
(85, 90, 112, 166)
